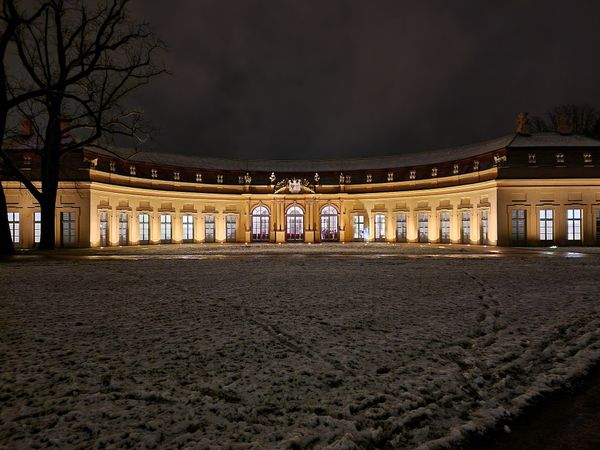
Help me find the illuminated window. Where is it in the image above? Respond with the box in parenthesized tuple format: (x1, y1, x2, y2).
(567, 209, 582, 241)
(320, 205, 339, 241)
(595, 210, 600, 244)
(286, 206, 304, 242)
(226, 216, 237, 242)
(539, 209, 553, 242)
(182, 215, 194, 242)
(160, 215, 172, 242)
(480, 210, 489, 245)
(61, 212, 76, 247)
(139, 213, 150, 244)
(99, 211, 109, 246)
(374, 214, 386, 241)
(511, 209, 526, 244)
(34, 212, 41, 245)
(119, 213, 128, 245)
(418, 213, 428, 243)
(461, 211, 471, 244)
(439, 211, 451, 243)
(353, 215, 365, 241)
(396, 213, 407, 242)
(204, 215, 215, 243)
(252, 206, 270, 242)
(7, 212, 19, 244)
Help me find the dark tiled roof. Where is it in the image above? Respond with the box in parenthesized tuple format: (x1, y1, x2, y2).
(91, 132, 600, 173)
(509, 133, 600, 147)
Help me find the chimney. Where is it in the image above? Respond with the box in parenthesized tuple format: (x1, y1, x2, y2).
(20, 116, 33, 137)
(557, 112, 573, 135)
(60, 118, 70, 135)
(516, 112, 530, 136)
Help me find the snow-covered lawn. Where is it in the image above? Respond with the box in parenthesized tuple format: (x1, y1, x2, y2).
(1, 245, 599, 449)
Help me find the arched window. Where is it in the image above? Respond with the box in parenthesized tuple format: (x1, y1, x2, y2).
(286, 205, 304, 242)
(251, 206, 270, 242)
(320, 205, 339, 241)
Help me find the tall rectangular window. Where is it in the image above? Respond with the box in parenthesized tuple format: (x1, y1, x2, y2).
(539, 209, 553, 242)
(567, 208, 582, 241)
(374, 214, 386, 241)
(7, 212, 20, 244)
(418, 213, 428, 243)
(396, 213, 407, 242)
(595, 210, 600, 245)
(511, 209, 527, 244)
(205, 215, 215, 243)
(118, 213, 128, 245)
(461, 211, 471, 244)
(34, 212, 41, 245)
(99, 211, 109, 246)
(353, 215, 365, 241)
(182, 215, 194, 242)
(61, 212, 76, 247)
(439, 211, 451, 243)
(160, 214, 172, 243)
(226, 216, 237, 242)
(480, 210, 489, 245)
(139, 213, 150, 244)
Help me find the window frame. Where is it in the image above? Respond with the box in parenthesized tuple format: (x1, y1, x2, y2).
(461, 210, 471, 244)
(353, 215, 365, 241)
(138, 213, 150, 244)
(320, 205, 339, 242)
(204, 215, 215, 243)
(225, 215, 237, 243)
(374, 214, 386, 242)
(118, 212, 128, 246)
(285, 205, 305, 242)
(160, 214, 172, 243)
(99, 211, 109, 246)
(539, 208, 554, 243)
(251, 206, 270, 242)
(182, 214, 194, 243)
(7, 212, 20, 245)
(511, 208, 527, 244)
(439, 210, 451, 244)
(567, 208, 582, 242)
(61, 211, 77, 248)
(418, 213, 429, 243)
(396, 213, 407, 243)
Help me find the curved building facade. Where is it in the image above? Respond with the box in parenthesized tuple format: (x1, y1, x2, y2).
(4, 132, 600, 247)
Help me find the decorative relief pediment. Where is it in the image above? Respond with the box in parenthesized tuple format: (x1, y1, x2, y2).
(274, 178, 315, 194)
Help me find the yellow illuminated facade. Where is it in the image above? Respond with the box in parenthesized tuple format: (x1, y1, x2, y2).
(4, 132, 600, 247)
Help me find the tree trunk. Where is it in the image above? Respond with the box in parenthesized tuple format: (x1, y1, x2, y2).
(0, 105, 15, 256)
(38, 105, 62, 251)
(0, 181, 15, 256)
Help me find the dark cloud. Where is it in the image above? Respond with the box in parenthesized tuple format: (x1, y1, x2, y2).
(128, 0, 600, 159)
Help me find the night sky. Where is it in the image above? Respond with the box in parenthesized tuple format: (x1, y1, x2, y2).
(129, 0, 600, 160)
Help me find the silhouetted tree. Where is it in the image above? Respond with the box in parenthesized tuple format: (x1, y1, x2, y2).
(0, 0, 165, 253)
(0, 0, 49, 255)
(530, 104, 600, 139)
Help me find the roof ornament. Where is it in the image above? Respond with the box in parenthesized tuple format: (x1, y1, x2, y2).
(274, 178, 314, 194)
(244, 172, 252, 184)
(269, 172, 276, 185)
(314, 172, 320, 184)
(516, 112, 530, 136)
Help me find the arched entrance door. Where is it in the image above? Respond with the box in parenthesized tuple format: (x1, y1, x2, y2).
(251, 206, 270, 241)
(320, 205, 339, 241)
(286, 206, 304, 242)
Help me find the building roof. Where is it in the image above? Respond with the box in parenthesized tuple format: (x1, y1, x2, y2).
(93, 132, 600, 173)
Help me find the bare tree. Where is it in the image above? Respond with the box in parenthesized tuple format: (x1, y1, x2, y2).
(0, 0, 52, 255)
(530, 104, 600, 139)
(0, 0, 165, 253)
